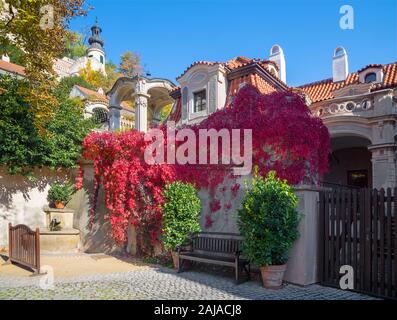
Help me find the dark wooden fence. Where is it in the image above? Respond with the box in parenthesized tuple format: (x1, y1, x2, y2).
(319, 188, 396, 299)
(8, 223, 40, 274)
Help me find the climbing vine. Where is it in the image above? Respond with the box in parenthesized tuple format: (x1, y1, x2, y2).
(78, 84, 330, 255)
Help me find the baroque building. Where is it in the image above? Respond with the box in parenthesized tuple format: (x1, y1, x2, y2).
(109, 45, 397, 189)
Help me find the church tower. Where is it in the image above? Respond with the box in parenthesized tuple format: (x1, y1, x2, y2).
(87, 19, 106, 74)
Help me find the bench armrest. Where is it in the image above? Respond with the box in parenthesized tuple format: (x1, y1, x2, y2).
(235, 250, 242, 256)
(176, 238, 193, 253)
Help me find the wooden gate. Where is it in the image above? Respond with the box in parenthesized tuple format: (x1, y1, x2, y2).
(319, 188, 397, 299)
(8, 223, 41, 274)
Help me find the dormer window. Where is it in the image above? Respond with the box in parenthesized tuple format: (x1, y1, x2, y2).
(364, 73, 377, 83)
(358, 66, 383, 84)
(193, 90, 206, 113)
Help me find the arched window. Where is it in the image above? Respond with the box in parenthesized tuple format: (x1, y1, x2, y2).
(364, 73, 377, 83)
(92, 108, 108, 124)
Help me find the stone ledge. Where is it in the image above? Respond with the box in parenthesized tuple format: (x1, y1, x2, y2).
(293, 184, 325, 192)
(43, 206, 75, 213)
(40, 228, 80, 236)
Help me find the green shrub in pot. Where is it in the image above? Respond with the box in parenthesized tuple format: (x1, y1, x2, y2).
(47, 182, 74, 209)
(238, 170, 301, 288)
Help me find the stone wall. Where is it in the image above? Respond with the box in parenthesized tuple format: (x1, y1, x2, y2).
(197, 175, 250, 234)
(67, 162, 121, 254)
(0, 167, 72, 248)
(195, 177, 322, 286)
(0, 164, 119, 254)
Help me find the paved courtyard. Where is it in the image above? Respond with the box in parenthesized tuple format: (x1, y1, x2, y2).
(0, 254, 376, 300)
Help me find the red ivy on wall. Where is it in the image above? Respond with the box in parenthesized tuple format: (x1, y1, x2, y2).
(78, 85, 330, 254)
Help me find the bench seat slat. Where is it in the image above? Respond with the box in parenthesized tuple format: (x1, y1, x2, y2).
(179, 252, 246, 267)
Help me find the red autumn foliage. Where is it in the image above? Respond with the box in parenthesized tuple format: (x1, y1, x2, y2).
(78, 130, 176, 254)
(78, 85, 330, 253)
(209, 199, 222, 213)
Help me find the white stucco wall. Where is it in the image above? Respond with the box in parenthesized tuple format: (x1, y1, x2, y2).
(0, 167, 73, 248)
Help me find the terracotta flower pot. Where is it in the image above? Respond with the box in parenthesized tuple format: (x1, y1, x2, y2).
(171, 251, 179, 270)
(260, 264, 287, 289)
(54, 201, 65, 209)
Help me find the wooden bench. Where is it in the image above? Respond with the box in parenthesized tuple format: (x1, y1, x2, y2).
(177, 232, 250, 284)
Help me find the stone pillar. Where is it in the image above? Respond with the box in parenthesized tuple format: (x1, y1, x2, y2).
(284, 185, 321, 286)
(134, 93, 150, 132)
(368, 143, 397, 189)
(109, 105, 122, 131)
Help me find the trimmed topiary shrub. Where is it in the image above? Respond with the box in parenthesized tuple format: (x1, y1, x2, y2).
(238, 171, 301, 266)
(162, 181, 201, 251)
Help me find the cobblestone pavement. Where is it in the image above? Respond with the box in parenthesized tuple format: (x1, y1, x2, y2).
(0, 267, 377, 300)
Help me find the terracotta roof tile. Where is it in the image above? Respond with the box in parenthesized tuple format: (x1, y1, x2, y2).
(299, 62, 397, 103)
(176, 56, 280, 81)
(75, 85, 109, 103)
(0, 60, 26, 76)
(177, 61, 219, 79)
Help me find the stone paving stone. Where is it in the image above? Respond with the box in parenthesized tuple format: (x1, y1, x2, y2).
(0, 267, 378, 300)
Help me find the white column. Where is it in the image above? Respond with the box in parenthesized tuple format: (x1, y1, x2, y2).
(134, 93, 150, 132)
(109, 105, 122, 131)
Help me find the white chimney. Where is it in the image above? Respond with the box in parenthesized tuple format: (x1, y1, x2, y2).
(269, 44, 286, 83)
(1, 54, 10, 63)
(333, 47, 349, 82)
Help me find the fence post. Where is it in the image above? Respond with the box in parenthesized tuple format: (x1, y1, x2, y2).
(318, 191, 325, 283)
(284, 185, 321, 286)
(35, 228, 40, 274)
(8, 223, 12, 260)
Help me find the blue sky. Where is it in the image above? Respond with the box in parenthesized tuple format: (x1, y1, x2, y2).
(71, 0, 397, 86)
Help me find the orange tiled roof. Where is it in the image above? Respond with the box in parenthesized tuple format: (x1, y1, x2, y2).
(177, 61, 220, 79)
(299, 62, 397, 103)
(75, 85, 109, 103)
(176, 56, 280, 80)
(0, 60, 26, 76)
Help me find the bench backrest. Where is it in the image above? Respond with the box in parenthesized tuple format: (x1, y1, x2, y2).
(191, 232, 243, 257)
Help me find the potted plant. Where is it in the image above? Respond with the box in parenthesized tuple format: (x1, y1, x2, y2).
(238, 170, 301, 289)
(162, 181, 201, 269)
(47, 182, 74, 209)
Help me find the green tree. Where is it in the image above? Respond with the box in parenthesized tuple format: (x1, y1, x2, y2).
(62, 31, 88, 59)
(162, 182, 201, 251)
(0, 74, 96, 175)
(0, 0, 89, 130)
(0, 43, 25, 65)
